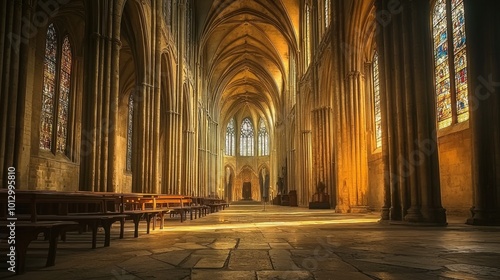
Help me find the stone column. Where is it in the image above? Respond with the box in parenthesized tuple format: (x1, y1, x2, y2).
(311, 106, 336, 206)
(376, 0, 446, 224)
(464, 0, 500, 226)
(162, 110, 180, 194)
(301, 130, 313, 206)
(0, 0, 30, 188)
(80, 0, 123, 193)
(346, 71, 369, 212)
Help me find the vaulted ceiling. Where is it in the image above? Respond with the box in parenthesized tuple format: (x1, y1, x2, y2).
(197, 0, 299, 127)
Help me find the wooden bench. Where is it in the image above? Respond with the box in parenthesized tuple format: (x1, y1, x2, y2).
(16, 214, 128, 248)
(137, 195, 195, 223)
(0, 221, 78, 274)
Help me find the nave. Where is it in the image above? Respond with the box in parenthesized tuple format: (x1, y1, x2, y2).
(2, 204, 500, 279)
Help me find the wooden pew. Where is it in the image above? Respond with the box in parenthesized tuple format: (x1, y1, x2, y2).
(1, 190, 127, 248)
(0, 221, 78, 275)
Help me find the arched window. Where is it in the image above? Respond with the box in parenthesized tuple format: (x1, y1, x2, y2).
(240, 118, 254, 156)
(432, 0, 468, 129)
(225, 118, 236, 156)
(373, 52, 382, 149)
(163, 0, 172, 27)
(258, 118, 269, 156)
(324, 0, 330, 28)
(126, 94, 134, 172)
(40, 23, 72, 155)
(186, 0, 191, 55)
(305, 3, 311, 67)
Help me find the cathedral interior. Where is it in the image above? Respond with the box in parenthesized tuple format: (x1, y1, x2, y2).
(1, 0, 500, 278)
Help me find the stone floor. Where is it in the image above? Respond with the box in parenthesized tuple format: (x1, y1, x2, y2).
(2, 204, 500, 279)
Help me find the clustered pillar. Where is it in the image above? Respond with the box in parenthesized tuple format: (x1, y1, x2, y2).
(376, 0, 446, 224)
(464, 0, 500, 226)
(0, 1, 30, 187)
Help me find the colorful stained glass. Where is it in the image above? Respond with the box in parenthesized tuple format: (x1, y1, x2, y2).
(225, 118, 235, 156)
(40, 23, 57, 150)
(433, 0, 452, 129)
(126, 94, 134, 171)
(258, 118, 269, 156)
(240, 118, 254, 157)
(57, 36, 72, 154)
(373, 53, 382, 149)
(433, 0, 469, 129)
(452, 0, 469, 123)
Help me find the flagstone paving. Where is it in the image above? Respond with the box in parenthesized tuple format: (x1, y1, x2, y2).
(1, 204, 500, 279)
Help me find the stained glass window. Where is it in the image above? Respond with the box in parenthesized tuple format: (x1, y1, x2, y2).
(163, 0, 172, 26)
(325, 0, 330, 28)
(57, 36, 72, 154)
(225, 118, 235, 156)
(432, 0, 469, 129)
(40, 23, 57, 151)
(186, 0, 191, 54)
(258, 119, 269, 156)
(240, 118, 254, 157)
(373, 52, 382, 149)
(305, 4, 311, 66)
(452, 0, 468, 123)
(40, 24, 74, 155)
(126, 94, 134, 171)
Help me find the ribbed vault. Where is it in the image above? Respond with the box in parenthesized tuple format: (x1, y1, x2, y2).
(198, 0, 299, 126)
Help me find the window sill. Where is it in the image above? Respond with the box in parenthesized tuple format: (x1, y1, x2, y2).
(437, 120, 469, 138)
(34, 150, 76, 165)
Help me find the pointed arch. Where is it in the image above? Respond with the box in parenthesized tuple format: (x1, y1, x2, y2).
(258, 118, 269, 156)
(225, 118, 236, 156)
(40, 23, 73, 156)
(240, 118, 255, 156)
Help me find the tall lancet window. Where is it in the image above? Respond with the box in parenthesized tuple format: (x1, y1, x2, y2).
(305, 3, 311, 67)
(324, 0, 330, 28)
(258, 118, 269, 156)
(373, 52, 382, 149)
(240, 118, 254, 157)
(225, 118, 236, 156)
(57, 36, 72, 154)
(126, 94, 134, 172)
(40, 23, 72, 155)
(432, 0, 469, 129)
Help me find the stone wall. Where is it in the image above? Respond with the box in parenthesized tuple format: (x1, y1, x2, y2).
(368, 151, 384, 211)
(437, 125, 473, 215)
(367, 123, 473, 216)
(29, 155, 79, 191)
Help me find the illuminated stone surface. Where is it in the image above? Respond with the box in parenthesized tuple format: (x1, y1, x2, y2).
(2, 204, 500, 279)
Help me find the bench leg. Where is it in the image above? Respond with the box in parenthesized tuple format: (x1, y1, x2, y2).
(15, 231, 39, 274)
(119, 218, 125, 239)
(132, 214, 142, 238)
(159, 212, 165, 229)
(102, 220, 113, 247)
(146, 214, 151, 234)
(46, 227, 62, 267)
(90, 222, 98, 249)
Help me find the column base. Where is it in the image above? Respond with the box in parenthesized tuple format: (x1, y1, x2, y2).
(335, 204, 350, 213)
(380, 207, 390, 220)
(350, 206, 370, 213)
(466, 208, 500, 226)
(404, 207, 423, 223)
(421, 207, 447, 225)
(389, 206, 402, 221)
